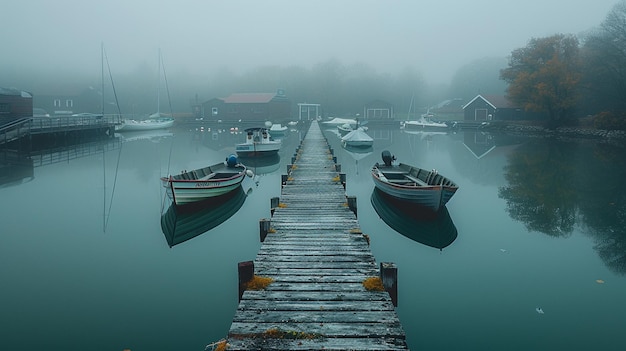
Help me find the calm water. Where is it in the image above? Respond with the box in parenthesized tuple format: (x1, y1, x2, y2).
(1, 123, 625, 351)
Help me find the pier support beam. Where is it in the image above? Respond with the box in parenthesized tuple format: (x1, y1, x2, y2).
(380, 262, 398, 307)
(259, 218, 271, 242)
(238, 261, 255, 302)
(346, 195, 357, 217)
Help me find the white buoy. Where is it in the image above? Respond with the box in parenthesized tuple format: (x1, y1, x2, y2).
(246, 170, 254, 177)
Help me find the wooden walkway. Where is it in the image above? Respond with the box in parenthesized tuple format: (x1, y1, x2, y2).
(225, 121, 408, 350)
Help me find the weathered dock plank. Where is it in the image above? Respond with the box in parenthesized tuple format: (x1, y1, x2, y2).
(225, 121, 408, 350)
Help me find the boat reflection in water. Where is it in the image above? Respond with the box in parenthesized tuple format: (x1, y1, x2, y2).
(370, 188, 458, 250)
(160, 185, 249, 247)
(238, 154, 280, 176)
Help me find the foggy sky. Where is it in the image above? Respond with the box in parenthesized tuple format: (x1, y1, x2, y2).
(2, 0, 619, 85)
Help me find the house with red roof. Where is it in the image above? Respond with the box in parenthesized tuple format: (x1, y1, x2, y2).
(200, 89, 291, 123)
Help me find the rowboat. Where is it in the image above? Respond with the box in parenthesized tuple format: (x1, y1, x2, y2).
(160, 155, 251, 206)
(235, 127, 281, 157)
(371, 151, 458, 211)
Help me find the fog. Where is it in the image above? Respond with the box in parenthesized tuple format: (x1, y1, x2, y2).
(2, 0, 618, 92)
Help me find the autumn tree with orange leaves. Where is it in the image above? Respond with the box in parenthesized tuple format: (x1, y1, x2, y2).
(500, 34, 581, 128)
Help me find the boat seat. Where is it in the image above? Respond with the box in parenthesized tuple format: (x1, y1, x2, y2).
(200, 173, 216, 180)
(405, 175, 427, 186)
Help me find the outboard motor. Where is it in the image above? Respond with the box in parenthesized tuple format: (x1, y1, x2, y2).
(381, 150, 396, 166)
(226, 154, 238, 167)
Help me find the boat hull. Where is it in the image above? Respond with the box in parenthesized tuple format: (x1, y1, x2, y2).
(371, 163, 458, 212)
(117, 118, 174, 131)
(161, 163, 247, 205)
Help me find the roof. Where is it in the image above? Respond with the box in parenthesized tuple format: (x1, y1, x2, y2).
(222, 93, 276, 104)
(0, 87, 32, 98)
(462, 94, 518, 109)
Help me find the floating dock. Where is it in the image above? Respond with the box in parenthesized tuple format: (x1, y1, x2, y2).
(225, 121, 408, 350)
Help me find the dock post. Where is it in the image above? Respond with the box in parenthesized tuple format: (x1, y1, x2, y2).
(287, 164, 293, 173)
(270, 197, 280, 216)
(340, 173, 346, 189)
(238, 261, 254, 302)
(259, 218, 270, 242)
(346, 195, 357, 216)
(380, 262, 398, 307)
(335, 164, 341, 172)
(281, 174, 288, 186)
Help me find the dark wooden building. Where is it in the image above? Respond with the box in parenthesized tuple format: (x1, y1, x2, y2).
(200, 90, 291, 123)
(462, 95, 524, 121)
(0, 87, 33, 125)
(363, 99, 394, 120)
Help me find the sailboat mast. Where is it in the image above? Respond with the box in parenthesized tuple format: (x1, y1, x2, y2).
(157, 49, 161, 117)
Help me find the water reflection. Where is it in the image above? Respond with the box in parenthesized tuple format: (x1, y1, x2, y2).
(498, 137, 626, 274)
(238, 154, 281, 176)
(370, 188, 458, 250)
(160, 185, 249, 247)
(0, 150, 34, 187)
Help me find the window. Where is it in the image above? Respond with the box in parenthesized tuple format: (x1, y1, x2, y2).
(54, 99, 61, 107)
(212, 107, 218, 116)
(66, 99, 73, 108)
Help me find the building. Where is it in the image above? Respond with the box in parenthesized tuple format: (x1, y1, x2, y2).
(462, 94, 525, 122)
(363, 100, 394, 120)
(33, 86, 101, 117)
(0, 87, 33, 125)
(200, 90, 291, 123)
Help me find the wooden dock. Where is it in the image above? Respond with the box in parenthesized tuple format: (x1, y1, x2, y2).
(225, 121, 408, 350)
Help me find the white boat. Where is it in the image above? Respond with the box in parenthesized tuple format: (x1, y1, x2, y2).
(269, 123, 288, 135)
(341, 128, 373, 148)
(160, 155, 250, 206)
(322, 117, 357, 126)
(402, 116, 449, 131)
(337, 123, 353, 136)
(117, 49, 174, 132)
(116, 117, 174, 131)
(235, 127, 281, 157)
(371, 151, 458, 212)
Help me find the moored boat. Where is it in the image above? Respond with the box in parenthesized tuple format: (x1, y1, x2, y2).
(371, 150, 458, 211)
(236, 127, 281, 157)
(160, 155, 251, 206)
(269, 123, 288, 135)
(116, 116, 174, 131)
(341, 128, 373, 148)
(402, 116, 449, 131)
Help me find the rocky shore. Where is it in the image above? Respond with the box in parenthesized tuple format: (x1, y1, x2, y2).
(482, 122, 626, 142)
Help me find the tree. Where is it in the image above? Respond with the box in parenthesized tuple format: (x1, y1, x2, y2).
(580, 0, 626, 115)
(500, 34, 581, 128)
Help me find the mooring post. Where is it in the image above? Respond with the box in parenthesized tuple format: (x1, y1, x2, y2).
(329, 147, 334, 155)
(281, 174, 288, 186)
(259, 218, 271, 242)
(238, 261, 255, 302)
(333, 156, 337, 164)
(287, 164, 293, 173)
(270, 197, 280, 216)
(340, 173, 346, 189)
(335, 163, 341, 172)
(380, 262, 398, 307)
(346, 195, 357, 216)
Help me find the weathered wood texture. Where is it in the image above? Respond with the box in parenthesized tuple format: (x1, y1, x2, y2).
(226, 121, 408, 350)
